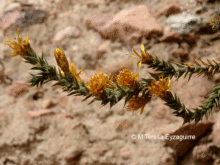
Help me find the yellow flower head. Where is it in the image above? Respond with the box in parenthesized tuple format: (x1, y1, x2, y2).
(69, 60, 83, 83)
(115, 68, 139, 89)
(127, 44, 153, 71)
(210, 15, 220, 30)
(125, 95, 151, 114)
(85, 69, 116, 98)
(146, 74, 171, 99)
(54, 48, 69, 74)
(5, 28, 33, 58)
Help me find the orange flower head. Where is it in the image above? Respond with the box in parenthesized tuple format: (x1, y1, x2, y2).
(5, 28, 33, 58)
(85, 69, 116, 98)
(115, 68, 139, 89)
(54, 48, 69, 74)
(69, 60, 83, 83)
(146, 74, 171, 99)
(125, 95, 151, 114)
(126, 44, 153, 71)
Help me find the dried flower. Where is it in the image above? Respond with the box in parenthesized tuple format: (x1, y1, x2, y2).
(127, 44, 153, 71)
(125, 95, 151, 114)
(69, 60, 83, 83)
(146, 74, 171, 99)
(85, 69, 116, 98)
(115, 68, 139, 89)
(54, 48, 70, 74)
(5, 28, 33, 58)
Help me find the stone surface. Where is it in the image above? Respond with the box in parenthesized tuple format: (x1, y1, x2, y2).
(160, 154, 176, 165)
(166, 12, 202, 35)
(0, 8, 46, 31)
(192, 144, 212, 162)
(160, 26, 182, 42)
(172, 48, 189, 60)
(165, 122, 213, 157)
(115, 119, 133, 131)
(96, 40, 110, 59)
(101, 61, 133, 75)
(88, 5, 163, 46)
(120, 148, 132, 160)
(156, 4, 182, 17)
(42, 99, 57, 109)
(0, 66, 6, 84)
(7, 80, 32, 98)
(52, 26, 81, 44)
(212, 113, 220, 147)
(27, 109, 55, 119)
(0, 10, 22, 31)
(86, 12, 114, 31)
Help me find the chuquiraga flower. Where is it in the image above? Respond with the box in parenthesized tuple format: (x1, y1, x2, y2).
(69, 60, 83, 83)
(54, 48, 70, 74)
(126, 44, 154, 71)
(85, 69, 117, 98)
(5, 28, 33, 58)
(115, 68, 139, 89)
(146, 74, 171, 99)
(210, 15, 220, 30)
(125, 94, 151, 115)
(55, 49, 84, 83)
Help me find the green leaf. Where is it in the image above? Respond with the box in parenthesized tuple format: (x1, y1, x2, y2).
(175, 63, 185, 68)
(101, 99, 109, 106)
(149, 73, 159, 80)
(110, 99, 116, 108)
(82, 93, 93, 102)
(188, 72, 194, 81)
(67, 91, 78, 96)
(124, 93, 133, 106)
(184, 69, 189, 78)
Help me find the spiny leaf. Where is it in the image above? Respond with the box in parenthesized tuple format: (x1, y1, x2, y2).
(82, 93, 93, 102)
(175, 62, 185, 68)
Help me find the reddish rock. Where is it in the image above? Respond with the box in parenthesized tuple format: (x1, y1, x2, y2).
(165, 122, 213, 157)
(7, 80, 31, 98)
(172, 48, 189, 60)
(87, 1, 99, 8)
(42, 99, 56, 109)
(27, 109, 55, 119)
(195, 0, 208, 4)
(0, 8, 46, 31)
(192, 144, 212, 162)
(156, 4, 182, 17)
(96, 40, 111, 59)
(0, 67, 6, 84)
(115, 119, 133, 131)
(160, 155, 176, 165)
(94, 141, 109, 156)
(58, 94, 69, 109)
(99, 5, 163, 46)
(0, 10, 22, 31)
(86, 12, 114, 31)
(72, 121, 82, 129)
(212, 113, 220, 147)
(57, 112, 74, 119)
(160, 27, 182, 42)
(183, 33, 196, 44)
(52, 26, 81, 44)
(120, 148, 132, 160)
(0, 110, 11, 118)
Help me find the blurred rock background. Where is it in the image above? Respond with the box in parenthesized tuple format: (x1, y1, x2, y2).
(0, 0, 220, 164)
